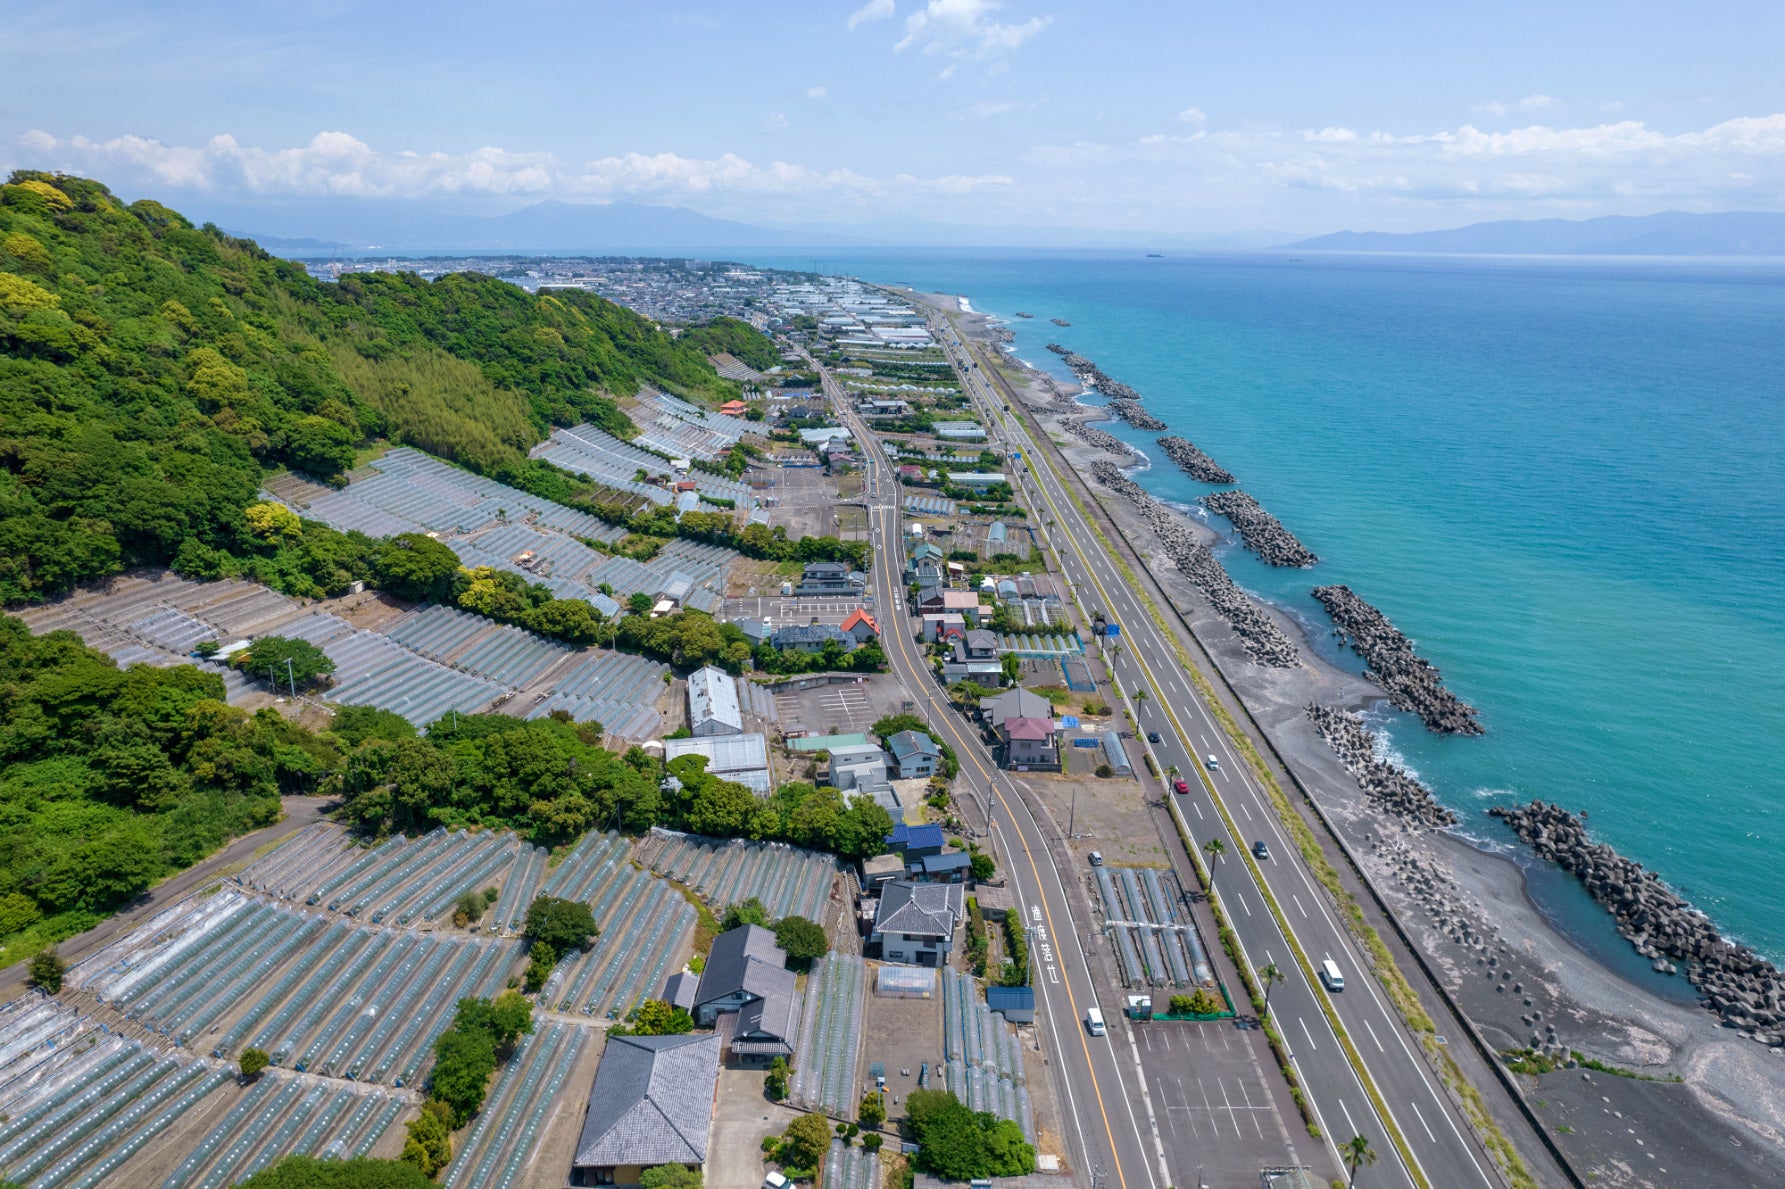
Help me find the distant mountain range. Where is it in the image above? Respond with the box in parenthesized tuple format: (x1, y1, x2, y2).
(216, 198, 869, 255)
(1286, 211, 1785, 256)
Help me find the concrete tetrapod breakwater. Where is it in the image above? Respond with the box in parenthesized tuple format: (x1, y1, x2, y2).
(1059, 405, 1138, 458)
(1154, 435, 1236, 485)
(1311, 584, 1483, 735)
(1306, 704, 1457, 828)
(1090, 459, 1298, 667)
(1107, 397, 1168, 431)
(1489, 801, 1785, 1044)
(1203, 490, 1319, 567)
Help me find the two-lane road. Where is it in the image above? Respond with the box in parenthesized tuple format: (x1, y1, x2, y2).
(818, 363, 1164, 1189)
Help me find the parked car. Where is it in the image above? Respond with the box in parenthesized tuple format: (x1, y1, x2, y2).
(1088, 850, 1105, 867)
(1252, 840, 1271, 861)
(1172, 778, 1190, 795)
(1146, 731, 1162, 743)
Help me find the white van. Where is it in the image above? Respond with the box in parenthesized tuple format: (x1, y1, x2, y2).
(1205, 754, 1220, 771)
(1319, 959, 1345, 993)
(1085, 1007, 1107, 1036)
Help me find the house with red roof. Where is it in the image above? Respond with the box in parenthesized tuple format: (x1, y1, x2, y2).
(841, 609, 879, 645)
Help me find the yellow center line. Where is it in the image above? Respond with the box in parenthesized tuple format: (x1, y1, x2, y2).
(851, 398, 1136, 1189)
(964, 341, 1431, 1188)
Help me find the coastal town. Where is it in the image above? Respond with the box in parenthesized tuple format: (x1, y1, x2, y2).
(4, 219, 1783, 1189)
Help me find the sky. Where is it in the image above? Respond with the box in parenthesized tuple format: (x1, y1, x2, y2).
(4, 0, 1784, 240)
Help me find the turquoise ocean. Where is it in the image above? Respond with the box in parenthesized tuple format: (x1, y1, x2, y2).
(756, 249, 1785, 968)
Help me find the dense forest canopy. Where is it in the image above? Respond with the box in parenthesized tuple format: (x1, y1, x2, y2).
(0, 172, 770, 605)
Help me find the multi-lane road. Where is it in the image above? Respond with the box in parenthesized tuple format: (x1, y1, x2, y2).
(916, 320, 1504, 1189)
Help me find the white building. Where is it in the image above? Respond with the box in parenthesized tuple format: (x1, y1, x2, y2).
(687, 665, 743, 737)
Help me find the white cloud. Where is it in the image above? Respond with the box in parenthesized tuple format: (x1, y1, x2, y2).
(12, 128, 1010, 213)
(762, 111, 789, 131)
(1176, 107, 1207, 127)
(846, 0, 895, 30)
(894, 0, 1050, 59)
(1022, 112, 1785, 212)
(806, 85, 828, 100)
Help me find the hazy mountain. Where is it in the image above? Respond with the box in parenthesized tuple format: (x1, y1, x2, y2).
(1285, 211, 1785, 256)
(209, 198, 868, 254)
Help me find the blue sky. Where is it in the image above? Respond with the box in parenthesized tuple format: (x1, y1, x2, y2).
(5, 0, 1783, 236)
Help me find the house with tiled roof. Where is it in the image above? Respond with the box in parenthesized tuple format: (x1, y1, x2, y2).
(691, 924, 800, 1065)
(569, 1032, 721, 1186)
(870, 881, 965, 966)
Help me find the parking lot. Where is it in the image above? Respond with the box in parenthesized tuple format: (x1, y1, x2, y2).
(773, 674, 912, 738)
(1135, 1018, 1310, 1186)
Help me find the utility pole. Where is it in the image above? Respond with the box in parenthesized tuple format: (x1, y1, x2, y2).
(1069, 784, 1077, 838)
(285, 657, 297, 698)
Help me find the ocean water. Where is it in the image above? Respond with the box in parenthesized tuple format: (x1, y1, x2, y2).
(756, 248, 1785, 961)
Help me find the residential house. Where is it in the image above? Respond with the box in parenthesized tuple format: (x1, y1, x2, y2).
(686, 666, 743, 737)
(958, 629, 998, 660)
(983, 687, 1054, 730)
(793, 561, 861, 597)
(840, 609, 879, 645)
(871, 881, 965, 967)
(663, 971, 699, 1013)
(886, 730, 942, 780)
(732, 617, 770, 646)
(771, 622, 853, 653)
(999, 716, 1060, 771)
(826, 742, 891, 792)
(921, 613, 968, 643)
(861, 853, 905, 894)
(692, 924, 800, 1065)
(718, 399, 749, 417)
(569, 1032, 721, 1187)
(885, 822, 946, 861)
(915, 589, 981, 623)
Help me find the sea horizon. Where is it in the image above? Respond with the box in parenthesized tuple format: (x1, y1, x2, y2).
(751, 247, 1785, 965)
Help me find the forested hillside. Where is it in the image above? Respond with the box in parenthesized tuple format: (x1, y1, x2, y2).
(0, 172, 759, 604)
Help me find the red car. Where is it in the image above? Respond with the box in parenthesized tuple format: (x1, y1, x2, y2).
(1173, 778, 1190, 795)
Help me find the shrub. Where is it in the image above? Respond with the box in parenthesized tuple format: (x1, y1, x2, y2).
(26, 948, 65, 995)
(773, 915, 827, 970)
(239, 1047, 270, 1080)
(524, 895, 597, 953)
(764, 1056, 790, 1101)
(400, 1099, 454, 1176)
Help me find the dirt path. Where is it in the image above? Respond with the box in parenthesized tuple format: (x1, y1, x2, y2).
(0, 795, 335, 996)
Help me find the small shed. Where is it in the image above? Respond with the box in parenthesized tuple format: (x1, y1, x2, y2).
(986, 985, 1036, 1024)
(663, 971, 700, 1012)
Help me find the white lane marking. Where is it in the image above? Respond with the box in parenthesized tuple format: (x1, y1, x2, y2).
(1291, 893, 1308, 919)
(1240, 799, 1254, 822)
(1236, 891, 1251, 917)
(1339, 1099, 1359, 1140)
(1363, 1018, 1384, 1052)
(1298, 1017, 1318, 1052)
(1410, 1099, 1437, 1143)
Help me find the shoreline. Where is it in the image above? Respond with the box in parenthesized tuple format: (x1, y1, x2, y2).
(967, 315, 1785, 1184)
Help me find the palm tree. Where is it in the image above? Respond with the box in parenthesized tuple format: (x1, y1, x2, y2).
(1202, 837, 1226, 883)
(1258, 962, 1283, 1016)
(1343, 1135, 1378, 1186)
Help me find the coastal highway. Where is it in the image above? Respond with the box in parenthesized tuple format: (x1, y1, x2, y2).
(927, 321, 1502, 1189)
(816, 364, 1163, 1189)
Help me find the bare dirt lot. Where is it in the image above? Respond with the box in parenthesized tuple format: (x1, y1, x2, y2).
(1014, 773, 1168, 869)
(860, 964, 945, 1128)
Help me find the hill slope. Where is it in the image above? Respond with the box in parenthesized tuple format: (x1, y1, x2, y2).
(0, 172, 758, 604)
(1286, 210, 1785, 256)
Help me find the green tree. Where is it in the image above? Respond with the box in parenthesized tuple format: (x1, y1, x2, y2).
(523, 940, 558, 993)
(627, 591, 654, 614)
(721, 897, 770, 931)
(1202, 836, 1226, 880)
(373, 533, 462, 603)
(239, 1047, 270, 1080)
(1344, 1135, 1379, 1186)
(625, 998, 695, 1036)
(401, 1099, 454, 1176)
(1259, 962, 1283, 1016)
(231, 635, 335, 691)
(858, 1091, 887, 1129)
(776, 1113, 833, 1173)
(524, 895, 598, 953)
(764, 1055, 790, 1101)
(26, 948, 65, 995)
(239, 1155, 436, 1189)
(773, 915, 828, 970)
(429, 1024, 496, 1127)
(639, 1166, 703, 1189)
(453, 890, 486, 928)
